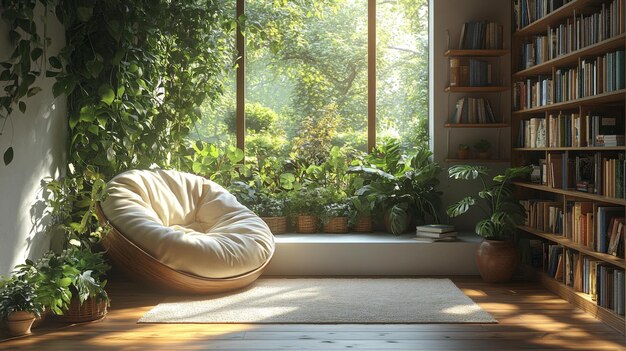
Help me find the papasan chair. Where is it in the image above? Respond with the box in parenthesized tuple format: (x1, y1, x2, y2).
(97, 169, 275, 294)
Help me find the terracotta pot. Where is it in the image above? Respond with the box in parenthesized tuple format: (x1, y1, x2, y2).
(476, 240, 519, 283)
(457, 149, 470, 159)
(6, 311, 36, 336)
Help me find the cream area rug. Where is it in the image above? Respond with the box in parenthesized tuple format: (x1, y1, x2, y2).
(139, 278, 496, 324)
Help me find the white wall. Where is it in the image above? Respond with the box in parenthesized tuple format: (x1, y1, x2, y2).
(431, 0, 511, 231)
(0, 6, 66, 276)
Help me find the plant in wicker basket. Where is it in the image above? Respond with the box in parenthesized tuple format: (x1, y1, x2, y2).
(348, 195, 375, 232)
(13, 246, 110, 323)
(286, 185, 324, 233)
(320, 202, 351, 233)
(251, 195, 288, 234)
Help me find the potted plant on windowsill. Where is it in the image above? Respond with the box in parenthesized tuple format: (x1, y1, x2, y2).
(348, 195, 375, 233)
(473, 139, 491, 159)
(286, 185, 323, 233)
(447, 165, 531, 282)
(457, 144, 470, 159)
(320, 202, 351, 234)
(0, 277, 44, 336)
(252, 195, 288, 234)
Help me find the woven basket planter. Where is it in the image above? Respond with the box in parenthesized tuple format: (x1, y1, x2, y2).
(353, 216, 373, 233)
(296, 215, 317, 233)
(261, 216, 288, 234)
(323, 217, 349, 233)
(57, 297, 107, 323)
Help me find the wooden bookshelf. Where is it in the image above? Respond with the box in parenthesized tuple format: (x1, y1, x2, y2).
(513, 0, 599, 37)
(511, 0, 626, 335)
(512, 182, 626, 206)
(513, 34, 626, 78)
(444, 49, 509, 57)
(512, 89, 626, 116)
(445, 86, 509, 93)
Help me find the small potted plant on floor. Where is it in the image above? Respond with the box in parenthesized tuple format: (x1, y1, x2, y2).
(447, 165, 531, 283)
(0, 277, 44, 336)
(473, 139, 491, 159)
(457, 144, 470, 159)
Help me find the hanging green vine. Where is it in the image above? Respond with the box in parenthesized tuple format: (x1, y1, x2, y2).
(0, 0, 57, 165)
(1, 0, 238, 245)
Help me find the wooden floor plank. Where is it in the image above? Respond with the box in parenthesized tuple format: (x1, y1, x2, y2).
(0, 276, 624, 350)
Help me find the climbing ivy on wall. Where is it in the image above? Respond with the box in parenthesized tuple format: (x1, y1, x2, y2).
(0, 0, 239, 245)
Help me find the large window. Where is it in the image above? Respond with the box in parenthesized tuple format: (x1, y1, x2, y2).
(195, 0, 429, 162)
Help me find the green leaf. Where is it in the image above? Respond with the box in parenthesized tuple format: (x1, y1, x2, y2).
(58, 277, 72, 287)
(77, 6, 93, 22)
(19, 101, 26, 113)
(49, 56, 62, 69)
(30, 48, 43, 61)
(98, 85, 115, 105)
(3, 147, 14, 165)
(52, 81, 64, 97)
(388, 203, 408, 235)
(27, 87, 42, 97)
(86, 60, 103, 78)
(446, 196, 475, 218)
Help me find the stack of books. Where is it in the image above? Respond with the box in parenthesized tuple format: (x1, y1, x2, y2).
(415, 224, 457, 243)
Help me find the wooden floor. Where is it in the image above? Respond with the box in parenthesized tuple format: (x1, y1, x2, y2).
(1, 276, 625, 350)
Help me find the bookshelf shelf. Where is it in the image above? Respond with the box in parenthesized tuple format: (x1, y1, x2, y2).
(512, 0, 626, 336)
(445, 86, 509, 93)
(519, 225, 626, 269)
(444, 49, 509, 57)
(534, 269, 625, 333)
(513, 34, 626, 78)
(444, 123, 509, 128)
(512, 182, 626, 206)
(513, 146, 626, 151)
(513, 0, 598, 37)
(512, 89, 626, 116)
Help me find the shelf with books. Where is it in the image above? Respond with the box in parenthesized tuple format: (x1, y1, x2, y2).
(519, 225, 625, 268)
(513, 181, 626, 205)
(445, 86, 509, 93)
(513, 34, 626, 79)
(514, 0, 601, 37)
(512, 89, 626, 116)
(444, 49, 509, 57)
(533, 268, 625, 333)
(514, 146, 626, 151)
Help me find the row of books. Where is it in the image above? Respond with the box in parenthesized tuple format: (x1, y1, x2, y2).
(543, 152, 626, 198)
(450, 97, 497, 124)
(517, 117, 547, 148)
(579, 50, 626, 97)
(513, 0, 571, 31)
(512, 76, 553, 110)
(518, 0, 625, 69)
(458, 21, 504, 50)
(522, 199, 625, 256)
(525, 241, 625, 315)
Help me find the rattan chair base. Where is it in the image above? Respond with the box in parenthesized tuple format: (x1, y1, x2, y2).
(96, 203, 272, 295)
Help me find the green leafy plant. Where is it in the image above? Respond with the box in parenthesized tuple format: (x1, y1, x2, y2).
(320, 202, 351, 224)
(0, 277, 44, 320)
(12, 247, 110, 316)
(473, 139, 490, 153)
(350, 147, 442, 235)
(447, 165, 532, 240)
(347, 195, 375, 226)
(458, 143, 470, 150)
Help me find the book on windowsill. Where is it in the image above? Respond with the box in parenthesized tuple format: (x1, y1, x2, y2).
(416, 231, 458, 239)
(415, 224, 456, 233)
(413, 236, 457, 243)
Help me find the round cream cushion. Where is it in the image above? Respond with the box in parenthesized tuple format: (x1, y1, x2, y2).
(100, 169, 274, 279)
